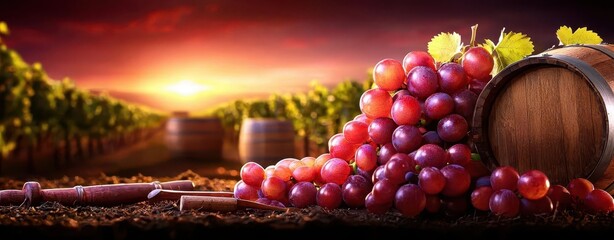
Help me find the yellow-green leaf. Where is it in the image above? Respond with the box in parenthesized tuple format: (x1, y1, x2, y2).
(489, 29, 534, 74)
(427, 32, 462, 63)
(0, 21, 8, 35)
(556, 26, 602, 45)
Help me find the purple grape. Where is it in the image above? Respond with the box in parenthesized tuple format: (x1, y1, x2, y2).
(437, 62, 467, 94)
(234, 180, 260, 201)
(395, 184, 426, 217)
(384, 154, 412, 185)
(452, 89, 478, 124)
(368, 117, 397, 145)
(342, 175, 373, 208)
(372, 178, 398, 205)
(424, 92, 454, 120)
(475, 175, 492, 188)
(372, 165, 387, 184)
(365, 192, 392, 214)
(405, 172, 419, 184)
(317, 183, 343, 210)
(407, 66, 439, 99)
(377, 143, 397, 165)
(437, 114, 468, 143)
(391, 125, 422, 153)
(289, 181, 317, 208)
(414, 144, 448, 169)
(422, 130, 443, 147)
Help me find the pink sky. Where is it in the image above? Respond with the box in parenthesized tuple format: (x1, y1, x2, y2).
(1, 0, 610, 112)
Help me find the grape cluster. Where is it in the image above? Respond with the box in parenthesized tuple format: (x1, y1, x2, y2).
(235, 47, 614, 217)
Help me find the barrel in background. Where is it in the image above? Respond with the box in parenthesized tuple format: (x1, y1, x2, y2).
(472, 44, 614, 193)
(165, 117, 223, 161)
(239, 118, 296, 167)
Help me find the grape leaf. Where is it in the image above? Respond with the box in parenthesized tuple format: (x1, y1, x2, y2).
(556, 26, 602, 45)
(483, 29, 534, 74)
(427, 32, 462, 63)
(0, 21, 8, 35)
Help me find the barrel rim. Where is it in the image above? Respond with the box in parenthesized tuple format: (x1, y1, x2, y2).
(472, 47, 614, 184)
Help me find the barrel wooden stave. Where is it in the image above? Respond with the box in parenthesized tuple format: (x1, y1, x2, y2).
(239, 119, 296, 167)
(473, 44, 614, 193)
(165, 117, 223, 161)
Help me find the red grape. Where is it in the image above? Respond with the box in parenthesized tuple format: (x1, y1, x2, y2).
(440, 164, 471, 197)
(414, 144, 448, 169)
(425, 194, 442, 214)
(447, 143, 471, 166)
(272, 165, 292, 181)
(328, 133, 358, 161)
(377, 143, 397, 165)
(468, 77, 487, 95)
(261, 176, 288, 202)
(317, 183, 342, 210)
(452, 89, 478, 124)
(567, 178, 594, 201)
(342, 175, 372, 208)
(234, 180, 260, 201)
(418, 167, 445, 195)
(437, 63, 467, 94)
(490, 166, 520, 191)
(365, 192, 392, 214)
(422, 131, 443, 147)
(471, 186, 494, 211)
(424, 92, 454, 120)
(407, 66, 439, 99)
(584, 189, 614, 214)
(355, 144, 377, 172)
(343, 120, 370, 144)
(520, 197, 553, 216)
(395, 184, 426, 217)
(372, 178, 398, 205)
(489, 189, 520, 218)
(403, 51, 436, 73)
(289, 182, 317, 208)
(292, 166, 316, 182)
(320, 158, 351, 185)
(391, 125, 422, 153)
(391, 95, 421, 125)
(373, 58, 405, 91)
(353, 113, 373, 125)
(372, 165, 387, 184)
(368, 117, 397, 145)
(313, 153, 332, 185)
(360, 88, 393, 119)
(547, 184, 572, 211)
(240, 162, 265, 187)
(384, 154, 412, 184)
(518, 170, 550, 200)
(462, 47, 494, 80)
(437, 114, 468, 143)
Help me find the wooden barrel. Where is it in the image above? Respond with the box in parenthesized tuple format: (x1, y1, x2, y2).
(239, 118, 296, 167)
(165, 117, 223, 161)
(472, 44, 614, 194)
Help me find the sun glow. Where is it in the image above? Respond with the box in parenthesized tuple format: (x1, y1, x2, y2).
(167, 80, 209, 96)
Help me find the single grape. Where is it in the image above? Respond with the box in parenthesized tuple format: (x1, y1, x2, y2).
(414, 144, 448, 169)
(447, 143, 472, 167)
(490, 166, 520, 191)
(264, 165, 276, 178)
(392, 89, 412, 101)
(342, 175, 373, 208)
(234, 180, 260, 201)
(365, 192, 392, 214)
(391, 125, 422, 153)
(374, 58, 405, 91)
(377, 143, 397, 165)
(407, 66, 439, 99)
(475, 175, 492, 188)
(489, 189, 520, 218)
(517, 170, 550, 200)
(437, 114, 468, 143)
(288, 160, 305, 172)
(317, 183, 343, 210)
(437, 63, 467, 94)
(520, 196, 553, 216)
(292, 165, 316, 182)
(343, 120, 370, 144)
(424, 92, 454, 120)
(547, 185, 572, 211)
(355, 144, 377, 172)
(240, 162, 265, 187)
(425, 194, 442, 214)
(289, 182, 317, 208)
(462, 47, 494, 80)
(360, 88, 393, 119)
(440, 164, 471, 197)
(584, 189, 614, 214)
(300, 156, 316, 166)
(276, 158, 298, 168)
(328, 133, 358, 161)
(320, 158, 351, 185)
(471, 186, 494, 211)
(372, 165, 387, 184)
(356, 167, 374, 185)
(353, 113, 373, 125)
(391, 95, 421, 125)
(273, 165, 292, 182)
(395, 184, 426, 217)
(372, 178, 398, 205)
(384, 154, 412, 185)
(567, 178, 594, 201)
(405, 171, 419, 184)
(452, 90, 478, 124)
(313, 153, 332, 185)
(403, 51, 436, 74)
(368, 117, 397, 145)
(261, 176, 288, 202)
(418, 167, 446, 195)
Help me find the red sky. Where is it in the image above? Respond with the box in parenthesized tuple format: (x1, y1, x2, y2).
(1, 0, 610, 112)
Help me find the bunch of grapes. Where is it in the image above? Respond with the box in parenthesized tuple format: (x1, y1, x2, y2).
(235, 46, 614, 217)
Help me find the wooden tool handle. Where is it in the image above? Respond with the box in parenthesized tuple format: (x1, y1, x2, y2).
(147, 189, 234, 202)
(180, 195, 238, 211)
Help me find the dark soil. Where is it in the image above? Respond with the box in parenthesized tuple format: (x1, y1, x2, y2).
(1, 170, 613, 240)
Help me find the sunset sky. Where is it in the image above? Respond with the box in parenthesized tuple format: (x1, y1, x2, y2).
(1, 0, 610, 112)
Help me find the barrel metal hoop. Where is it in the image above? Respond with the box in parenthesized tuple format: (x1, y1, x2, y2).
(74, 185, 84, 205)
(534, 54, 614, 183)
(581, 44, 614, 60)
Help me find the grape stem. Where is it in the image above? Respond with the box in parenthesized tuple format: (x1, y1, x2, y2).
(469, 24, 478, 47)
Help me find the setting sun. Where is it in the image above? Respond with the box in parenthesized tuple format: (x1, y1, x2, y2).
(167, 80, 209, 96)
